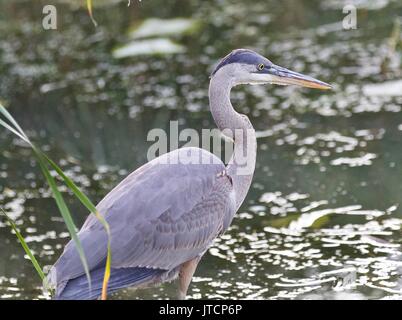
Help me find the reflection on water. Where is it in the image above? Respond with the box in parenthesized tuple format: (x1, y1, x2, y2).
(0, 0, 402, 299)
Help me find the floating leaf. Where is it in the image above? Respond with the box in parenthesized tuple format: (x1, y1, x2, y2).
(265, 214, 301, 228)
(129, 18, 201, 39)
(363, 80, 402, 97)
(113, 38, 185, 58)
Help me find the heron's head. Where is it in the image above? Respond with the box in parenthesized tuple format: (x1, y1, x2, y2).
(211, 49, 331, 90)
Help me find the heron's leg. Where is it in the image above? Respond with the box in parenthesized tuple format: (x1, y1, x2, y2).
(178, 257, 200, 300)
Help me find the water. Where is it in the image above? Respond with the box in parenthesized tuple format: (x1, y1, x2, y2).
(0, 0, 402, 299)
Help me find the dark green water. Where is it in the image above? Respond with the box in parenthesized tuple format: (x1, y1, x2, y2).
(1, 0, 402, 299)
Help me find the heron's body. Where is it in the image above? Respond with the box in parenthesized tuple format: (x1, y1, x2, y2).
(48, 49, 330, 299)
(51, 148, 238, 299)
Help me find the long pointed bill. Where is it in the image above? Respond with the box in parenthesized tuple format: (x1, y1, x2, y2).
(267, 64, 332, 90)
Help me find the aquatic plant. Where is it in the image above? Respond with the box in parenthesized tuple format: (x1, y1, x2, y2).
(0, 103, 111, 300)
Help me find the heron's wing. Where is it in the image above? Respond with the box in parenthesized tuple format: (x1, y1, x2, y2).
(52, 148, 235, 285)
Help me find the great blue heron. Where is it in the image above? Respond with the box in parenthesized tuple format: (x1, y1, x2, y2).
(47, 49, 331, 300)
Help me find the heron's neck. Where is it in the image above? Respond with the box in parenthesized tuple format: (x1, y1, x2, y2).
(209, 74, 257, 210)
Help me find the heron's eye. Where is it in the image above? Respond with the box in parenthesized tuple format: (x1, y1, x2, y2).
(257, 63, 265, 71)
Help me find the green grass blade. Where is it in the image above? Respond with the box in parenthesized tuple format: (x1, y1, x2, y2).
(1, 207, 45, 281)
(0, 105, 29, 141)
(0, 102, 113, 299)
(0, 104, 92, 293)
(41, 153, 97, 213)
(101, 242, 111, 300)
(41, 150, 113, 299)
(39, 150, 112, 299)
(34, 151, 92, 289)
(0, 118, 30, 143)
(86, 0, 98, 27)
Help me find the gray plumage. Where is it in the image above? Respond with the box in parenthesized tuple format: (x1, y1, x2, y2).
(47, 49, 331, 299)
(50, 149, 237, 299)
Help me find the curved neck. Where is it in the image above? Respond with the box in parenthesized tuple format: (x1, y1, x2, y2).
(209, 73, 257, 210)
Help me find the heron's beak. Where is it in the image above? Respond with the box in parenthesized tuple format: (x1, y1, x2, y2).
(264, 64, 332, 90)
